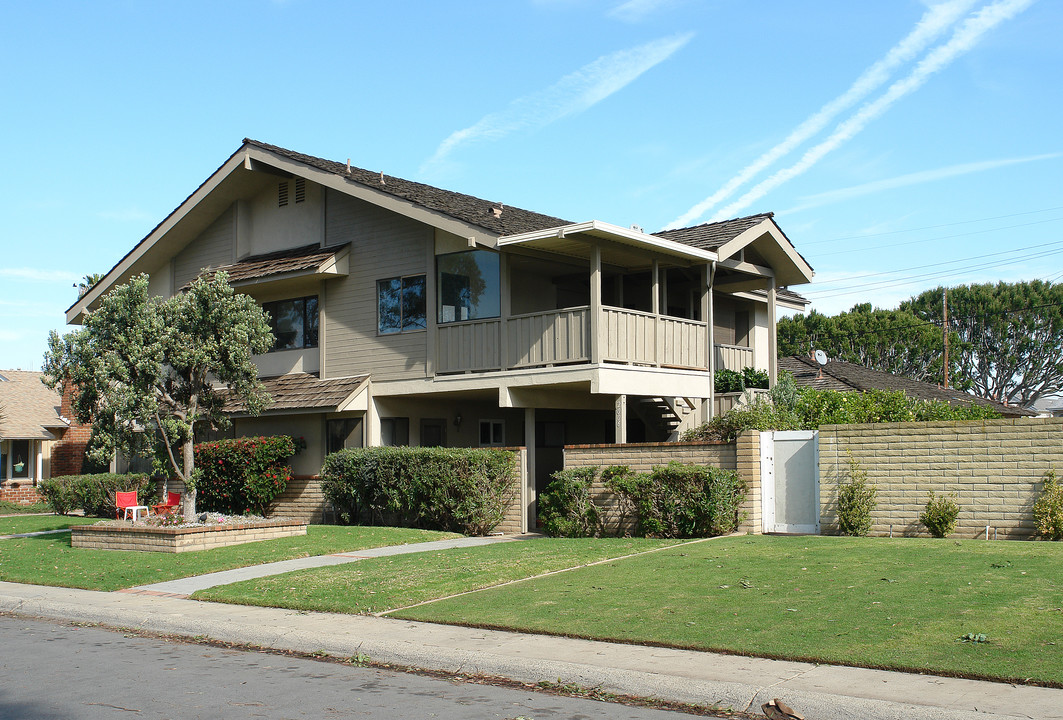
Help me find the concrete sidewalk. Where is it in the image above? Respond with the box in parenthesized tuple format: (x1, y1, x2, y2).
(0, 579, 1057, 720)
(127, 534, 521, 596)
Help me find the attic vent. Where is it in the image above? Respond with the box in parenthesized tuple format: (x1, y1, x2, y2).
(294, 177, 306, 204)
(278, 181, 289, 207)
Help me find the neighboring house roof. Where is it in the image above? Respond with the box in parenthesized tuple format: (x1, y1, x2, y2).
(0, 371, 68, 441)
(223, 373, 370, 414)
(185, 242, 351, 289)
(779, 355, 1034, 418)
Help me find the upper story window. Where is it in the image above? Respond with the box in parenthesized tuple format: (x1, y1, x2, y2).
(262, 296, 318, 352)
(438, 250, 499, 323)
(378, 275, 426, 334)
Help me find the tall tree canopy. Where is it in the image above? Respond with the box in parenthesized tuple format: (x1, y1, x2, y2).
(901, 281, 1063, 407)
(778, 303, 951, 387)
(778, 280, 1063, 408)
(43, 272, 273, 520)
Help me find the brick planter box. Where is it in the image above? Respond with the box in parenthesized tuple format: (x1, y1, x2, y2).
(71, 519, 307, 553)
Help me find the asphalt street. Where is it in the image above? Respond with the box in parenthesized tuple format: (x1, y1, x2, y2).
(0, 615, 709, 720)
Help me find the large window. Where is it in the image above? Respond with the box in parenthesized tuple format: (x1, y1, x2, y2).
(380, 417, 410, 446)
(438, 250, 499, 323)
(378, 275, 426, 334)
(262, 296, 318, 352)
(326, 418, 363, 454)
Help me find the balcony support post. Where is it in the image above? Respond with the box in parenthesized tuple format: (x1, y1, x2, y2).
(652, 259, 660, 367)
(614, 394, 627, 444)
(704, 262, 716, 421)
(590, 244, 602, 364)
(767, 276, 778, 387)
(500, 253, 510, 371)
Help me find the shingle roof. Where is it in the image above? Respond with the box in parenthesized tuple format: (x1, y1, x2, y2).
(186, 243, 349, 289)
(779, 355, 1033, 417)
(223, 373, 369, 414)
(0, 371, 67, 440)
(653, 213, 775, 252)
(245, 139, 572, 237)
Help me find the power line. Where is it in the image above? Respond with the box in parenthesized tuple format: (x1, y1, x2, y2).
(805, 247, 1063, 300)
(814, 216, 1063, 257)
(804, 205, 1063, 246)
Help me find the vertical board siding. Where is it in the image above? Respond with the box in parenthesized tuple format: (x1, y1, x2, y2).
(715, 343, 754, 371)
(436, 320, 502, 373)
(659, 316, 707, 368)
(508, 308, 589, 368)
(173, 206, 235, 288)
(324, 190, 429, 380)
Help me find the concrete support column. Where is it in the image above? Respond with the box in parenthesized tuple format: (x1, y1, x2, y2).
(615, 394, 627, 444)
(366, 390, 380, 447)
(524, 407, 536, 530)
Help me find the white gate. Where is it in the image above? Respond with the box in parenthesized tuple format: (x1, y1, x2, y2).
(760, 430, 820, 534)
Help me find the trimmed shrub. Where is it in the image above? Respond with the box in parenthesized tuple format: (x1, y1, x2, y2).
(194, 436, 296, 516)
(713, 366, 769, 395)
(921, 491, 960, 538)
(1033, 469, 1063, 540)
(538, 466, 601, 538)
(320, 446, 516, 535)
(836, 452, 876, 536)
(38, 473, 155, 517)
(608, 462, 745, 538)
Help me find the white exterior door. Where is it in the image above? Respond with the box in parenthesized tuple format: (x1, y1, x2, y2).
(761, 430, 820, 534)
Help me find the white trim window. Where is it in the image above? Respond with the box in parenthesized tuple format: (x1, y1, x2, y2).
(479, 419, 504, 447)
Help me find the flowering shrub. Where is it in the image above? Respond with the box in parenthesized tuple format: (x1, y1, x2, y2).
(193, 436, 296, 515)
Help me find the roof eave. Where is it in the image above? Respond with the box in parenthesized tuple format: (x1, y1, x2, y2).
(499, 220, 719, 263)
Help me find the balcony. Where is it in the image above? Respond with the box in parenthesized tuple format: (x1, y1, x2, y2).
(436, 305, 748, 375)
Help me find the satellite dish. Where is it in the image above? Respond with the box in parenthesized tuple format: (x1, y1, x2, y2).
(814, 349, 828, 366)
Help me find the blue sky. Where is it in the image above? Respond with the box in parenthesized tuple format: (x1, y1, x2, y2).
(1, 0, 1059, 370)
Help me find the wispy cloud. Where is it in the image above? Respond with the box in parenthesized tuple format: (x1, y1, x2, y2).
(665, 0, 979, 229)
(422, 33, 694, 173)
(97, 207, 155, 223)
(784, 152, 1061, 213)
(0, 268, 81, 284)
(708, 0, 1036, 222)
(608, 0, 678, 23)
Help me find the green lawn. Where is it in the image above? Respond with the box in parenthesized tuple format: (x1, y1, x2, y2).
(200, 534, 1063, 685)
(0, 524, 459, 592)
(391, 535, 1063, 685)
(0, 502, 54, 516)
(194, 538, 681, 613)
(0, 515, 99, 536)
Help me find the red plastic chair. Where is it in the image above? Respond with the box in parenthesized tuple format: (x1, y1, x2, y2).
(152, 492, 182, 516)
(116, 491, 148, 521)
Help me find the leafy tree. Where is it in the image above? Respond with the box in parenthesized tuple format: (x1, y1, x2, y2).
(77, 273, 106, 297)
(43, 272, 273, 521)
(901, 281, 1063, 407)
(778, 303, 950, 386)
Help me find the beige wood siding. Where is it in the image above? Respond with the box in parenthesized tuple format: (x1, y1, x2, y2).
(173, 206, 235, 288)
(324, 190, 429, 380)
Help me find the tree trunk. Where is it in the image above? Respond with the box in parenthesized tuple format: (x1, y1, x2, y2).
(181, 436, 197, 522)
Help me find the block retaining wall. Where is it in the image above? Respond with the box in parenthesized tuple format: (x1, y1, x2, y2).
(563, 433, 762, 534)
(71, 519, 308, 553)
(819, 417, 1063, 539)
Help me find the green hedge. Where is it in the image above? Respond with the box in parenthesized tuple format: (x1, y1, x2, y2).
(539, 463, 746, 538)
(320, 446, 516, 535)
(38, 473, 156, 517)
(194, 436, 296, 516)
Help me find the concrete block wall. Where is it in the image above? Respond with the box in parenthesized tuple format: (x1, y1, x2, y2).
(563, 438, 760, 535)
(819, 417, 1063, 539)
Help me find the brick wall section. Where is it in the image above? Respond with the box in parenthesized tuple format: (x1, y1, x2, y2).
(563, 438, 761, 535)
(819, 417, 1063, 539)
(50, 385, 92, 478)
(0, 484, 44, 505)
(71, 520, 307, 553)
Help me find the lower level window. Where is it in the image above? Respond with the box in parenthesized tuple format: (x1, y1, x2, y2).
(380, 417, 410, 447)
(479, 420, 504, 447)
(327, 418, 363, 454)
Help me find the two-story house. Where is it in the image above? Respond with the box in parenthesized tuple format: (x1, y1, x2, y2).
(67, 139, 813, 528)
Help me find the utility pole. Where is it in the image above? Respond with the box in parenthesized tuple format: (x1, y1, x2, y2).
(943, 289, 949, 389)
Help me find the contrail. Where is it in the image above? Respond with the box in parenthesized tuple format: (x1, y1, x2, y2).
(422, 33, 693, 173)
(709, 0, 1036, 223)
(664, 0, 979, 230)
